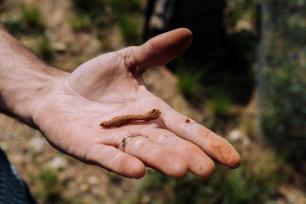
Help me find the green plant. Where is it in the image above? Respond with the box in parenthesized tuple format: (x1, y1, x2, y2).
(107, 172, 123, 185)
(208, 94, 232, 117)
(3, 5, 45, 35)
(262, 63, 306, 164)
(71, 0, 106, 26)
(109, 0, 142, 44)
(20, 5, 45, 32)
(225, 0, 258, 32)
(34, 34, 53, 63)
(108, 0, 141, 15)
(118, 15, 142, 44)
(39, 168, 59, 189)
(261, 1, 306, 177)
(175, 63, 206, 106)
(69, 15, 91, 31)
(71, 0, 143, 45)
(36, 167, 68, 203)
(177, 71, 202, 99)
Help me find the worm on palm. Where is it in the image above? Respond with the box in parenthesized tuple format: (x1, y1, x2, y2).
(100, 108, 161, 128)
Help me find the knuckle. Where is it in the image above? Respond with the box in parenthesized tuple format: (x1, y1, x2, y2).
(168, 158, 188, 177)
(201, 160, 216, 178)
(145, 40, 156, 55)
(155, 134, 169, 143)
(124, 160, 145, 178)
(115, 154, 130, 169)
(115, 152, 145, 178)
(130, 138, 147, 151)
(147, 146, 164, 160)
(118, 46, 138, 68)
(185, 142, 201, 154)
(84, 145, 100, 162)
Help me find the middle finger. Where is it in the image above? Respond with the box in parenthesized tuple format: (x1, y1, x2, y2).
(123, 135, 188, 177)
(139, 128, 215, 178)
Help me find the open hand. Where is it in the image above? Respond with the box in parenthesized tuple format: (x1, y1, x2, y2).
(33, 28, 240, 178)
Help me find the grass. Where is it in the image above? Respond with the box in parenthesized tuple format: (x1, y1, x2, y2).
(33, 34, 53, 63)
(71, 0, 105, 14)
(177, 70, 203, 100)
(1, 4, 53, 63)
(262, 62, 306, 172)
(70, 0, 143, 45)
(20, 6, 45, 32)
(39, 168, 59, 190)
(69, 15, 91, 31)
(71, 0, 108, 27)
(118, 14, 142, 44)
(106, 172, 123, 185)
(31, 167, 68, 204)
(207, 94, 232, 118)
(108, 0, 141, 15)
(4, 5, 45, 35)
(174, 61, 206, 107)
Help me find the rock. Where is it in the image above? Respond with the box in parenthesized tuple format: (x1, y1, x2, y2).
(228, 129, 250, 146)
(80, 183, 89, 192)
(53, 42, 66, 52)
(229, 129, 243, 141)
(88, 175, 99, 185)
(92, 186, 102, 197)
(48, 156, 67, 170)
(279, 185, 306, 204)
(29, 136, 47, 153)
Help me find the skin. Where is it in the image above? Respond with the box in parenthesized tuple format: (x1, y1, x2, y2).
(0, 27, 240, 179)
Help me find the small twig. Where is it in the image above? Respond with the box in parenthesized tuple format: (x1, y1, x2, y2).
(100, 108, 161, 128)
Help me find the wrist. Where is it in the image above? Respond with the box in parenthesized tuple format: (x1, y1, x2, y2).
(0, 65, 68, 128)
(29, 67, 68, 128)
(0, 27, 69, 128)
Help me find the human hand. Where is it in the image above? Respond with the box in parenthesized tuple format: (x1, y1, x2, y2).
(33, 28, 240, 178)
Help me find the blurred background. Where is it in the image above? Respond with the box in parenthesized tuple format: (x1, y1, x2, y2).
(0, 0, 305, 203)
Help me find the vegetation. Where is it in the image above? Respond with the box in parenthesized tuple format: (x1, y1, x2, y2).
(20, 6, 45, 32)
(32, 167, 68, 204)
(261, 0, 306, 175)
(3, 5, 45, 35)
(69, 15, 91, 31)
(175, 63, 205, 105)
(262, 64, 306, 164)
(33, 34, 54, 62)
(70, 0, 142, 44)
(117, 14, 142, 44)
(258, 2, 306, 186)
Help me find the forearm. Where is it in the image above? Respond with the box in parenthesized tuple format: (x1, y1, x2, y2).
(0, 27, 66, 127)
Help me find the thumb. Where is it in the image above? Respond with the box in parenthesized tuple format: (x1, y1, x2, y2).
(121, 28, 192, 73)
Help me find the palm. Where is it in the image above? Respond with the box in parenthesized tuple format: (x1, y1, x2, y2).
(35, 29, 240, 178)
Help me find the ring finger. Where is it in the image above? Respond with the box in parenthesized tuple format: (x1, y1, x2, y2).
(140, 128, 215, 177)
(123, 135, 188, 177)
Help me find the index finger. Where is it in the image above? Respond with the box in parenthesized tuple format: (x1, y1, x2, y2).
(162, 108, 241, 168)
